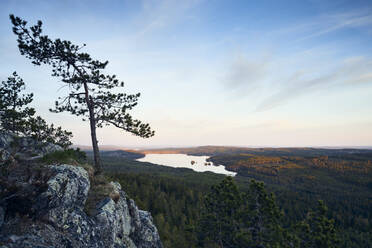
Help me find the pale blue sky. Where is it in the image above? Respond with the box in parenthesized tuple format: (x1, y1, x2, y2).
(1, 0, 372, 147)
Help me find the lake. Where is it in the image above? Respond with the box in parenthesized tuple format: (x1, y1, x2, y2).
(137, 153, 236, 176)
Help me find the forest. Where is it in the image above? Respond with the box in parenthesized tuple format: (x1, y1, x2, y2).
(91, 146, 372, 247)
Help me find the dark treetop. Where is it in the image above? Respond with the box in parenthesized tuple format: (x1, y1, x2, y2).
(10, 15, 154, 173)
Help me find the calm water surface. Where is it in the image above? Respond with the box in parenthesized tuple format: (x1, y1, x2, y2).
(137, 153, 236, 176)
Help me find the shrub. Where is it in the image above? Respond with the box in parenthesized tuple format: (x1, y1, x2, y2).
(41, 148, 86, 165)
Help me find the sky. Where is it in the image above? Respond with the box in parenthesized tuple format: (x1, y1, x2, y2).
(1, 0, 372, 148)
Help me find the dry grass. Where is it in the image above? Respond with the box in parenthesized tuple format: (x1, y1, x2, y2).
(109, 191, 120, 203)
(84, 172, 120, 216)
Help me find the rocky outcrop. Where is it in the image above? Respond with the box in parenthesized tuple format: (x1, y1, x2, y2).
(0, 164, 163, 248)
(0, 132, 62, 163)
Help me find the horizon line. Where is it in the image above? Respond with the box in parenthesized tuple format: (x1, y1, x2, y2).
(73, 144, 372, 150)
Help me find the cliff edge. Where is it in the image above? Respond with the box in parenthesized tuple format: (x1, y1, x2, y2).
(0, 162, 163, 248)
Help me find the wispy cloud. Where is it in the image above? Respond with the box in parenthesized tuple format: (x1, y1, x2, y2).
(223, 54, 270, 92)
(219, 7, 372, 112)
(295, 10, 372, 42)
(135, 0, 202, 37)
(256, 56, 372, 111)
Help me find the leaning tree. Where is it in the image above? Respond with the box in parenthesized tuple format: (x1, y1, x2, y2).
(10, 15, 154, 173)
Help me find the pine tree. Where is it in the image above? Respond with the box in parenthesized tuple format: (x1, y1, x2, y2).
(198, 176, 242, 247)
(197, 178, 288, 248)
(296, 200, 339, 248)
(26, 115, 73, 149)
(10, 15, 154, 173)
(0, 72, 35, 134)
(0, 72, 72, 150)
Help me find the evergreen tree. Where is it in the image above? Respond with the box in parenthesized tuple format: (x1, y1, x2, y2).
(296, 200, 339, 248)
(237, 180, 286, 248)
(0, 72, 72, 150)
(198, 176, 242, 247)
(197, 177, 286, 248)
(10, 15, 154, 173)
(0, 71, 35, 134)
(26, 115, 73, 149)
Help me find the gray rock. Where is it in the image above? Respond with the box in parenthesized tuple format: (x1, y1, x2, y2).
(0, 164, 163, 248)
(0, 149, 11, 163)
(0, 132, 14, 149)
(43, 164, 90, 210)
(40, 143, 63, 155)
(0, 207, 4, 228)
(0, 132, 62, 163)
(128, 201, 163, 248)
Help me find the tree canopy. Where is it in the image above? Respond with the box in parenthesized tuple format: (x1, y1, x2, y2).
(10, 15, 154, 173)
(0, 72, 72, 149)
(197, 177, 338, 248)
(0, 71, 35, 134)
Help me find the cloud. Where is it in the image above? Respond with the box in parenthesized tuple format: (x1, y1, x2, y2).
(299, 11, 372, 41)
(135, 0, 202, 37)
(223, 54, 270, 92)
(255, 56, 372, 111)
(285, 9, 372, 42)
(219, 7, 372, 111)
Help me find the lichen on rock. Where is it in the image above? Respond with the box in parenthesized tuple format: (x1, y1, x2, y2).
(0, 164, 163, 248)
(0, 132, 63, 164)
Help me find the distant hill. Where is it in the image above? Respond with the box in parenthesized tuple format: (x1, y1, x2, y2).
(140, 145, 372, 157)
(85, 149, 144, 160)
(72, 145, 130, 151)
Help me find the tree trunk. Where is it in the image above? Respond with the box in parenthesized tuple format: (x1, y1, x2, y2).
(90, 112, 102, 174)
(83, 82, 102, 174)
